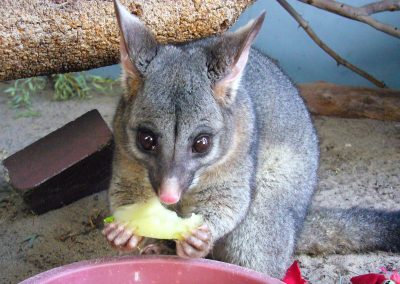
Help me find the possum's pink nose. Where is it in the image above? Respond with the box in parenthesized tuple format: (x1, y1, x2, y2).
(158, 177, 181, 205)
(159, 194, 180, 205)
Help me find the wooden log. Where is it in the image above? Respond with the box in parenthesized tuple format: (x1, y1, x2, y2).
(0, 0, 254, 82)
(298, 82, 400, 121)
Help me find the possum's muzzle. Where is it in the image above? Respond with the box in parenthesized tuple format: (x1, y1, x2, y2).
(157, 177, 182, 205)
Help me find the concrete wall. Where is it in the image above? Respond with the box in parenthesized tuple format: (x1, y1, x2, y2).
(232, 0, 400, 88)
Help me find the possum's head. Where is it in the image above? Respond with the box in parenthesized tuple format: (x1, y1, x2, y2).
(114, 0, 264, 205)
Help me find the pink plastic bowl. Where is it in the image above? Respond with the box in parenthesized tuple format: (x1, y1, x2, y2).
(21, 256, 283, 284)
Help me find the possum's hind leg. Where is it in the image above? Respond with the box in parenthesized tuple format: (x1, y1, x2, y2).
(212, 207, 297, 278)
(212, 143, 318, 278)
(141, 239, 176, 255)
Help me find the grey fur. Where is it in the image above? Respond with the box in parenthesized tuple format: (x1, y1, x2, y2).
(298, 207, 400, 255)
(114, 0, 157, 76)
(108, 2, 400, 278)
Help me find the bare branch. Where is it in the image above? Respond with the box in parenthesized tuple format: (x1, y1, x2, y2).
(360, 0, 400, 15)
(297, 0, 400, 38)
(276, 0, 387, 88)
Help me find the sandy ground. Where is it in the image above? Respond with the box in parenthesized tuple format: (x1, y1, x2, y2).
(0, 82, 399, 284)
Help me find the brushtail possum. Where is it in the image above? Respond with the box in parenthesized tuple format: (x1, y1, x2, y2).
(103, 0, 400, 278)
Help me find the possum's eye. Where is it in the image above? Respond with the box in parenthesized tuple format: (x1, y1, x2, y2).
(137, 130, 158, 152)
(192, 135, 211, 154)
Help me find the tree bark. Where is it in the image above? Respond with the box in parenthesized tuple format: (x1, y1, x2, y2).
(298, 82, 400, 121)
(0, 0, 254, 82)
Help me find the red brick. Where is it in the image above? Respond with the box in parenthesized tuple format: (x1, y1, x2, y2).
(3, 109, 114, 214)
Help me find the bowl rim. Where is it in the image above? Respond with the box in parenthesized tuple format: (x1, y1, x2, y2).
(20, 255, 284, 284)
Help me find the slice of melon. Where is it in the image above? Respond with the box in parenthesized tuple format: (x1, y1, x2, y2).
(112, 197, 203, 240)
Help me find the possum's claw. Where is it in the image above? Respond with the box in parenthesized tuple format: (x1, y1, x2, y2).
(176, 224, 212, 258)
(102, 222, 143, 252)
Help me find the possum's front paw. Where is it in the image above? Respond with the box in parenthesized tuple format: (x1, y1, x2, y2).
(102, 222, 143, 252)
(176, 224, 212, 258)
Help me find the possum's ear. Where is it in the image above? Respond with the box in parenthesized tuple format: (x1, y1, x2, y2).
(114, 0, 158, 98)
(208, 12, 265, 105)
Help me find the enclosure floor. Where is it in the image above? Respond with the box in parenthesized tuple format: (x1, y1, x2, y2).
(0, 82, 399, 284)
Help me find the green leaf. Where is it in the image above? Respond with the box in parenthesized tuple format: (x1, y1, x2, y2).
(28, 80, 34, 91)
(21, 234, 40, 248)
(4, 87, 15, 93)
(103, 216, 115, 224)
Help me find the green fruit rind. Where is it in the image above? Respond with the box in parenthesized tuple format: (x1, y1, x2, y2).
(112, 197, 203, 240)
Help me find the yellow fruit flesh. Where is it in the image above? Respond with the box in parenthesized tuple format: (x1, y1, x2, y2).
(113, 197, 203, 240)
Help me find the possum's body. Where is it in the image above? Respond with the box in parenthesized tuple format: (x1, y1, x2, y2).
(105, 1, 400, 278)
